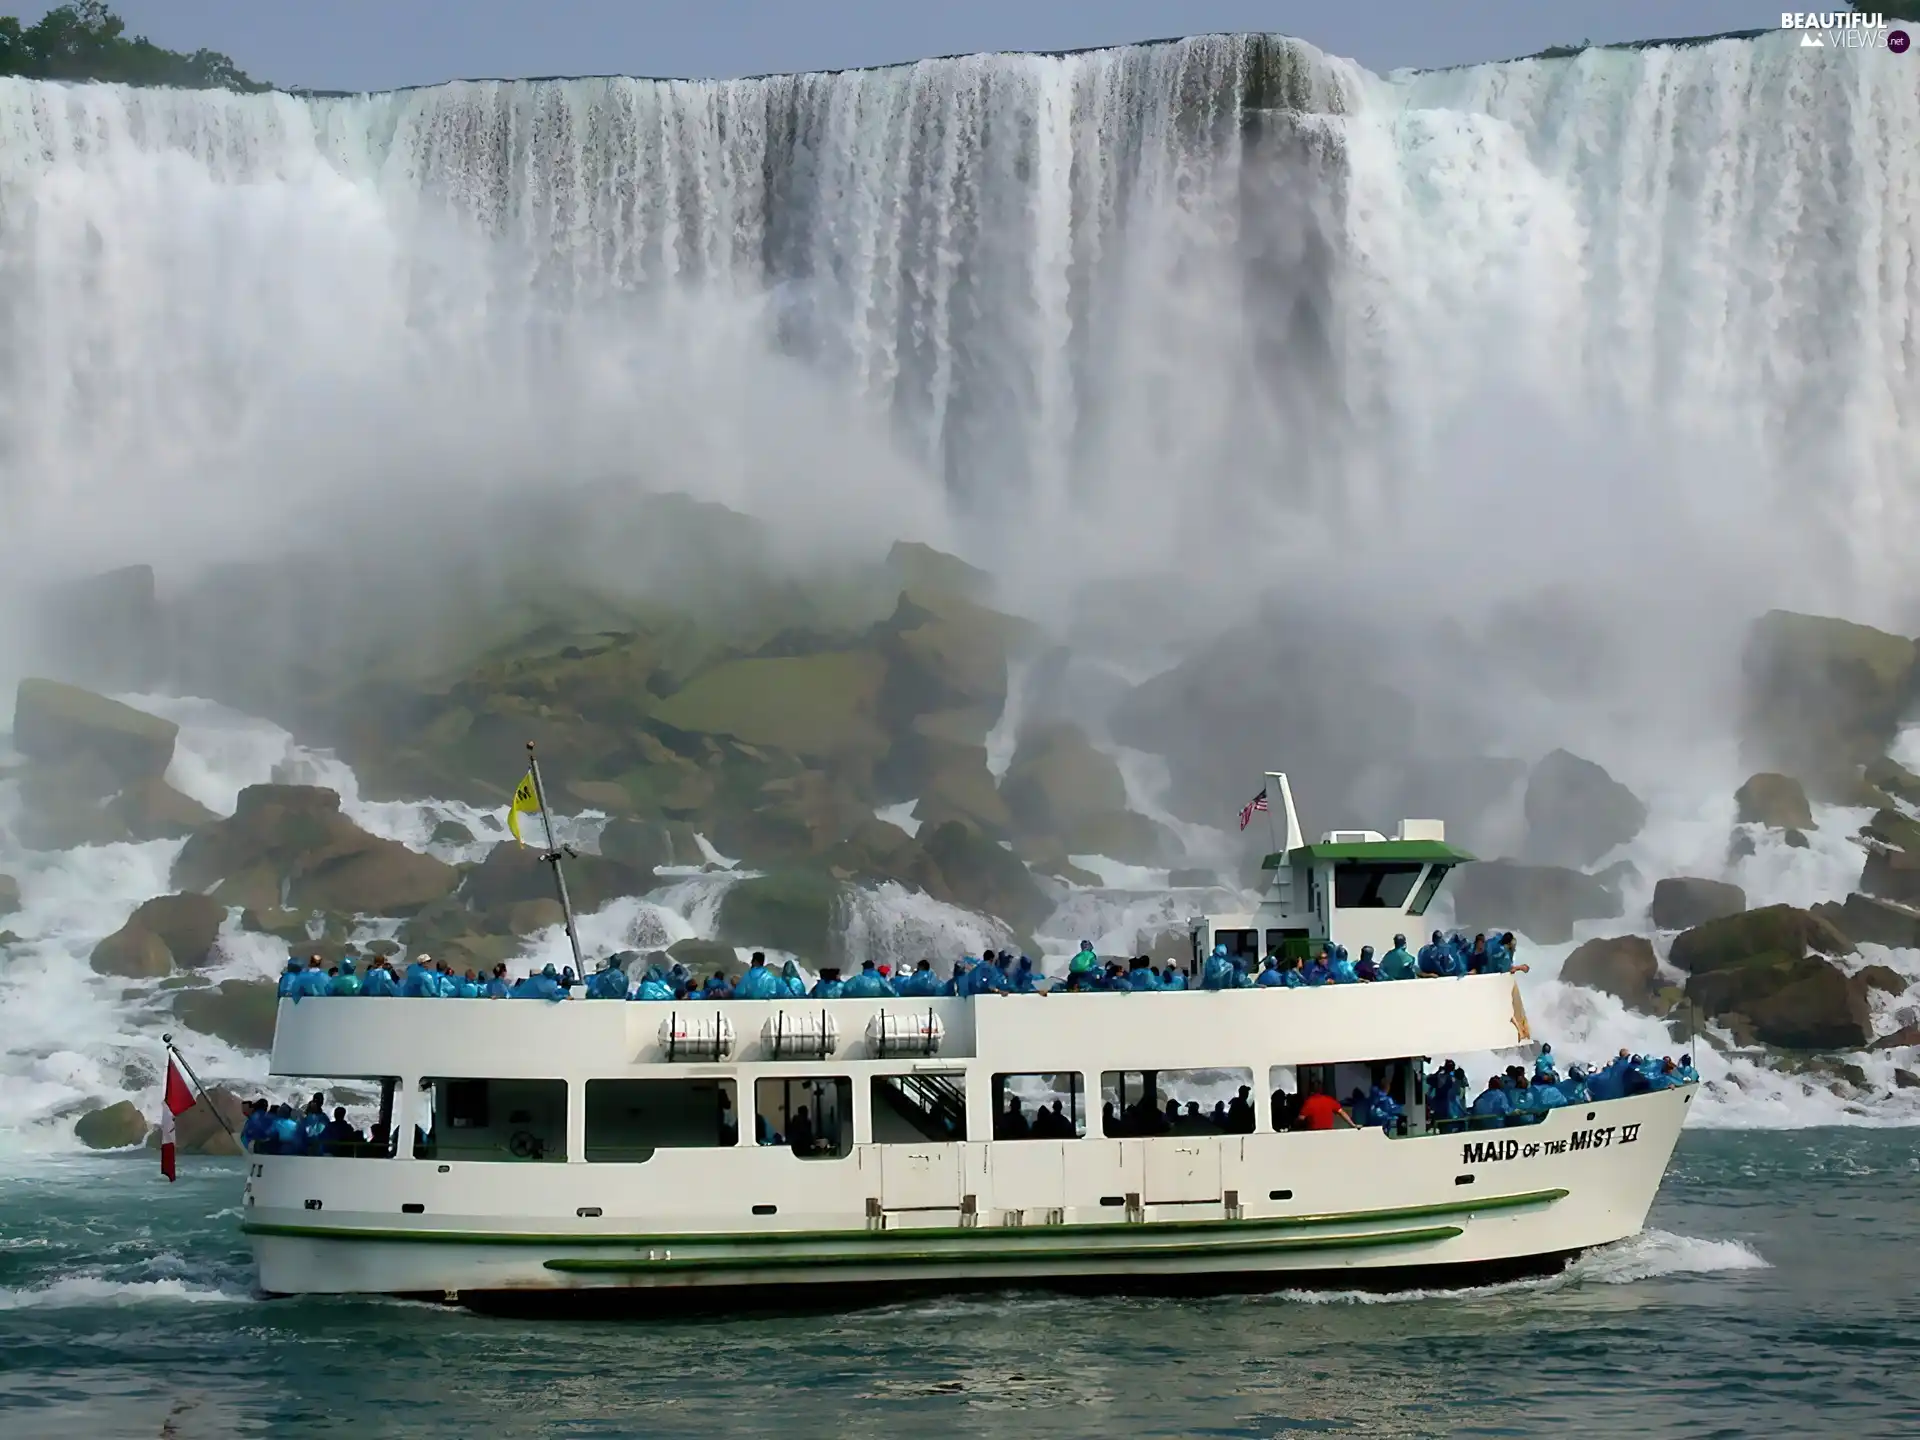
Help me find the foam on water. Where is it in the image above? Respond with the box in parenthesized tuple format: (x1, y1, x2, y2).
(0, 1275, 253, 1311)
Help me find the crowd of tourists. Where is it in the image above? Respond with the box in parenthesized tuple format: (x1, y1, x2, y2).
(274, 928, 1530, 1004)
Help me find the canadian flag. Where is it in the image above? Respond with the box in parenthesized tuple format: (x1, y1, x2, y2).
(159, 1053, 195, 1183)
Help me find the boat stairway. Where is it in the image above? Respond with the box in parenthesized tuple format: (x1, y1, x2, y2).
(876, 1072, 967, 1142)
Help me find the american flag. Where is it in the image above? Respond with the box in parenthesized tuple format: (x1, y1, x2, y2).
(1238, 788, 1269, 831)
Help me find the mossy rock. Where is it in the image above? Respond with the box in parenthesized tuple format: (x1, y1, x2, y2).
(0, 873, 17, 918)
(14, 764, 137, 850)
(1811, 893, 1920, 950)
(1003, 723, 1128, 837)
(1523, 750, 1647, 868)
(74, 1100, 151, 1150)
(707, 772, 869, 865)
(12, 679, 178, 786)
(1064, 809, 1174, 866)
(1857, 964, 1906, 996)
(885, 540, 989, 601)
(173, 979, 280, 1052)
(668, 937, 740, 979)
(879, 589, 1019, 718)
(1668, 904, 1854, 976)
(1741, 611, 1919, 796)
(240, 907, 334, 944)
(430, 819, 476, 847)
(1648, 877, 1746, 931)
(89, 923, 172, 978)
(1561, 935, 1660, 1012)
(1863, 808, 1920, 856)
(715, 872, 846, 961)
(1862, 845, 1920, 907)
(127, 894, 228, 969)
(1864, 756, 1920, 808)
(911, 746, 1012, 834)
(920, 820, 1053, 934)
(652, 651, 888, 760)
(1733, 773, 1814, 831)
(110, 778, 218, 842)
(1687, 954, 1871, 1051)
(460, 843, 653, 916)
(146, 1086, 246, 1157)
(506, 898, 567, 935)
(598, 818, 674, 871)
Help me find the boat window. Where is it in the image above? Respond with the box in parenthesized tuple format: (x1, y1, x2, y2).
(252, 1076, 399, 1158)
(1101, 1068, 1255, 1137)
(583, 1078, 738, 1162)
(1284, 1061, 1413, 1133)
(992, 1072, 1084, 1139)
(415, 1078, 567, 1162)
(755, 1076, 852, 1159)
(1264, 928, 1309, 960)
(1406, 864, 1452, 916)
(870, 1072, 968, 1144)
(1214, 929, 1259, 962)
(1332, 863, 1425, 910)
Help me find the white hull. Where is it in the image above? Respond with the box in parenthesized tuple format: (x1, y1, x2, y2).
(245, 1088, 1691, 1303)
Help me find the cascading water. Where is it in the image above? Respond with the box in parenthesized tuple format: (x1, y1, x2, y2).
(0, 30, 1916, 1148)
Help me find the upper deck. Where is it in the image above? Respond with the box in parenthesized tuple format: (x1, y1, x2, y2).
(269, 973, 1533, 1081)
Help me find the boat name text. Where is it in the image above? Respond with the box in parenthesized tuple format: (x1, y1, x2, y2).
(1461, 1123, 1639, 1165)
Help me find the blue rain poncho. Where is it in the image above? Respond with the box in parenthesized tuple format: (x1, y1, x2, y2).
(295, 967, 332, 999)
(1200, 945, 1237, 990)
(1532, 1081, 1568, 1111)
(1301, 956, 1332, 986)
(970, 957, 1012, 995)
(1557, 1067, 1591, 1104)
(1678, 1056, 1700, 1083)
(1256, 960, 1286, 987)
(1162, 967, 1189, 991)
(1534, 1045, 1556, 1080)
(733, 962, 783, 999)
(1416, 933, 1446, 975)
(898, 964, 942, 997)
(361, 966, 399, 997)
(939, 960, 971, 997)
(269, 1114, 301, 1153)
(1366, 1086, 1404, 1132)
(586, 965, 630, 999)
(780, 961, 808, 997)
(1329, 951, 1359, 984)
(1127, 964, 1164, 992)
(842, 963, 894, 998)
(401, 962, 440, 998)
(1484, 935, 1514, 973)
(1470, 1082, 1512, 1124)
(1381, 944, 1418, 980)
(276, 960, 304, 998)
(1069, 943, 1099, 976)
(240, 1108, 275, 1151)
(1010, 957, 1040, 993)
(810, 975, 846, 998)
(634, 964, 675, 1001)
(511, 965, 568, 1001)
(329, 959, 362, 996)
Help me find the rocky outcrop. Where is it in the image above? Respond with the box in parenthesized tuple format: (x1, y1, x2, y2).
(1859, 808, 1920, 907)
(669, 937, 740, 977)
(172, 979, 279, 1052)
(89, 922, 173, 978)
(144, 1086, 247, 1156)
(1734, 773, 1814, 831)
(74, 1100, 150, 1150)
(1812, 893, 1920, 950)
(715, 872, 846, 960)
(1741, 610, 1919, 796)
(1857, 964, 1907, 996)
(174, 784, 458, 916)
(0, 873, 17, 918)
(1670, 905, 1869, 1050)
(458, 842, 653, 919)
(919, 820, 1053, 934)
(1864, 756, 1920, 808)
(1649, 877, 1747, 931)
(1448, 860, 1623, 945)
(1560, 935, 1661, 1012)
(110, 777, 218, 842)
(1000, 722, 1171, 863)
(126, 894, 227, 969)
(12, 678, 177, 787)
(1522, 750, 1647, 868)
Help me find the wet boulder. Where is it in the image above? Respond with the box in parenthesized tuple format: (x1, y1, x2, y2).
(74, 1100, 151, 1150)
(110, 777, 218, 842)
(0, 873, 17, 918)
(1741, 610, 1919, 797)
(668, 937, 741, 978)
(459, 842, 652, 918)
(715, 872, 846, 961)
(1649, 877, 1747, 931)
(172, 979, 280, 1052)
(506, 898, 567, 935)
(12, 679, 178, 788)
(173, 784, 458, 917)
(1734, 773, 1814, 832)
(1448, 860, 1622, 945)
(1671, 904, 1867, 1050)
(127, 894, 228, 969)
(1811, 893, 1920, 951)
(597, 818, 674, 872)
(147, 1086, 247, 1156)
(429, 818, 475, 847)
(1560, 935, 1661, 1013)
(919, 819, 1054, 935)
(651, 650, 889, 765)
(1669, 904, 1853, 975)
(1864, 756, 1920, 809)
(1857, 964, 1907, 997)
(1522, 749, 1647, 868)
(1003, 723, 1128, 837)
(89, 922, 173, 978)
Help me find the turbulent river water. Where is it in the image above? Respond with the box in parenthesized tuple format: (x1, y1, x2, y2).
(2, 1130, 1915, 1439)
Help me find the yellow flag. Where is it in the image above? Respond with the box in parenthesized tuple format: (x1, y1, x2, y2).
(507, 771, 539, 845)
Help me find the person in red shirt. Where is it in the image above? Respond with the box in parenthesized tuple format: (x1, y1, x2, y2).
(1295, 1088, 1351, 1131)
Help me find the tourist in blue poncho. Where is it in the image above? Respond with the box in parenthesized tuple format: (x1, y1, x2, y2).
(779, 959, 808, 997)
(810, 967, 846, 998)
(1010, 955, 1040, 993)
(1301, 949, 1333, 986)
(511, 963, 567, 1001)
(897, 960, 941, 997)
(401, 956, 441, 997)
(1328, 946, 1359, 984)
(276, 958, 305, 998)
(733, 953, 783, 999)
(842, 960, 894, 997)
(632, 963, 674, 1001)
(328, 957, 361, 995)
(1256, 957, 1287, 987)
(361, 962, 400, 997)
(1470, 1076, 1512, 1125)
(1200, 943, 1236, 990)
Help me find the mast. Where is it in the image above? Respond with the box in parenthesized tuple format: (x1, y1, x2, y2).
(525, 741, 585, 978)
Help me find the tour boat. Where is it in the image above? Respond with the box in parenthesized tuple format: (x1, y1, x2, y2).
(239, 774, 1694, 1309)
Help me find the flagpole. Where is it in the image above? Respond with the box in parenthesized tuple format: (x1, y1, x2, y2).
(525, 741, 586, 980)
(159, 1034, 240, 1148)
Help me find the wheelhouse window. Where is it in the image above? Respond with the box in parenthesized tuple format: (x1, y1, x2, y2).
(1407, 864, 1451, 916)
(756, 1076, 852, 1158)
(416, 1078, 567, 1162)
(1332, 863, 1425, 910)
(1101, 1068, 1256, 1137)
(870, 1072, 968, 1143)
(1213, 929, 1259, 962)
(992, 1072, 1084, 1139)
(584, 1078, 738, 1162)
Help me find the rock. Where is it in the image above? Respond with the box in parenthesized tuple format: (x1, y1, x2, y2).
(12, 679, 178, 786)
(1003, 723, 1128, 837)
(127, 894, 227, 969)
(1168, 868, 1217, 888)
(1812, 893, 1920, 950)
(109, 777, 218, 842)
(1875, 1025, 1920, 1051)
(668, 937, 740, 978)
(1862, 846, 1920, 908)
(1522, 750, 1647, 867)
(909, 738, 1012, 834)
(1561, 935, 1662, 1012)
(13, 763, 138, 849)
(1671, 904, 1867, 1050)
(920, 820, 1054, 934)
(715, 872, 846, 960)
(1649, 877, 1747, 931)
(1899, 1069, 1920, 1088)
(174, 784, 458, 917)
(598, 818, 672, 871)
(1734, 773, 1814, 831)
(34, 564, 163, 691)
(1741, 610, 1919, 796)
(1808, 1058, 1870, 1091)
(1784, 828, 1811, 849)
(1064, 809, 1174, 865)
(74, 1100, 151, 1150)
(1865, 756, 1920, 808)
(89, 923, 173, 978)
(885, 540, 989, 601)
(172, 979, 280, 1052)
(0, 873, 16, 918)
(241, 907, 329, 944)
(1447, 860, 1622, 945)
(565, 779, 634, 814)
(1728, 832, 1757, 862)
(1857, 964, 1908, 996)
(506, 898, 567, 935)
(460, 842, 652, 917)
(429, 819, 475, 847)
(146, 1086, 247, 1156)
(877, 588, 1026, 721)
(651, 651, 889, 762)
(707, 770, 870, 864)
(1592, 859, 1640, 899)
(1669, 904, 1854, 975)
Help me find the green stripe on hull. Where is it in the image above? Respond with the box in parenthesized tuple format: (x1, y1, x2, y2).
(240, 1187, 1567, 1247)
(540, 1225, 1465, 1275)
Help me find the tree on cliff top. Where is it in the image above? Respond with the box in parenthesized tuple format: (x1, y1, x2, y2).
(0, 1, 263, 89)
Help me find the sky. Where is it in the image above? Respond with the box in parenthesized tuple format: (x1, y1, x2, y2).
(78, 0, 1795, 93)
